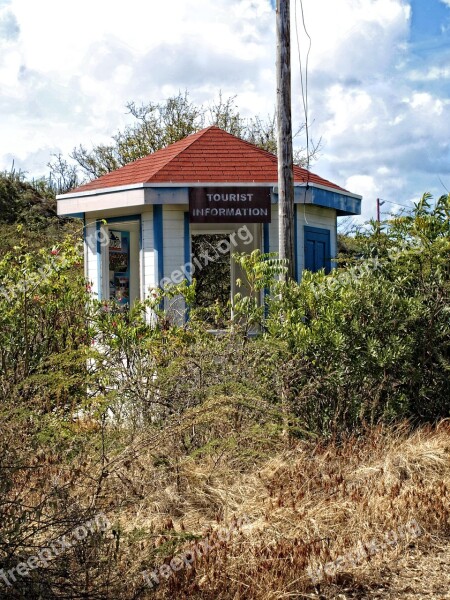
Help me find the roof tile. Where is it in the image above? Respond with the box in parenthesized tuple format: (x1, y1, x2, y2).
(69, 126, 349, 194)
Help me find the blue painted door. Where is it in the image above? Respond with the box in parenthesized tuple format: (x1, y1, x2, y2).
(304, 226, 331, 273)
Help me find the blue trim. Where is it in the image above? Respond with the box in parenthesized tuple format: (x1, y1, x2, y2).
(66, 212, 85, 219)
(304, 225, 332, 235)
(184, 212, 191, 282)
(153, 205, 164, 287)
(145, 187, 189, 203)
(96, 220, 102, 300)
(308, 187, 361, 216)
(263, 222, 270, 254)
(294, 206, 299, 281)
(83, 214, 87, 281)
(104, 215, 141, 224)
(263, 221, 270, 314)
(304, 226, 331, 274)
(139, 216, 143, 301)
(184, 212, 191, 323)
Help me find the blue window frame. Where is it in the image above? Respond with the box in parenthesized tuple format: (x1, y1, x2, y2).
(304, 226, 331, 274)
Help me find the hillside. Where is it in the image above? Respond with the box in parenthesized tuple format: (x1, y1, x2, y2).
(0, 168, 76, 253)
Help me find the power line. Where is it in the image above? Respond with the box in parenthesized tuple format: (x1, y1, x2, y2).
(294, 0, 311, 174)
(438, 176, 449, 194)
(294, 0, 311, 224)
(379, 198, 412, 210)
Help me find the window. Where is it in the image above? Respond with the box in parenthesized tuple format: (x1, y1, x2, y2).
(109, 229, 131, 306)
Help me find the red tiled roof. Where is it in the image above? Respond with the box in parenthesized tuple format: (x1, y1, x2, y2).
(70, 126, 349, 194)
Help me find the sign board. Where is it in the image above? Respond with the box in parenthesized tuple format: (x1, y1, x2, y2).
(189, 187, 271, 223)
(109, 230, 122, 250)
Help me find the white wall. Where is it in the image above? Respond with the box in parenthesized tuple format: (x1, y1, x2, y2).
(265, 204, 337, 278)
(162, 206, 186, 284)
(142, 208, 157, 298)
(85, 221, 100, 299)
(162, 206, 187, 321)
(84, 202, 338, 318)
(142, 205, 189, 321)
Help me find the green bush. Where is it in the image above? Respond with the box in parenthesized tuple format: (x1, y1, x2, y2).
(263, 193, 450, 433)
(0, 231, 89, 411)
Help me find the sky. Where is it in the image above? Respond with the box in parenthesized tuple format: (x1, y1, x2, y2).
(1, 0, 450, 221)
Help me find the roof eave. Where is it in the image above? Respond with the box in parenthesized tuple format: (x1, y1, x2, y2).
(57, 181, 362, 201)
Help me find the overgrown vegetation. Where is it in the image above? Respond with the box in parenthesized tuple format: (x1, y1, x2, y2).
(0, 165, 79, 260)
(190, 234, 231, 325)
(0, 188, 449, 597)
(1, 96, 449, 596)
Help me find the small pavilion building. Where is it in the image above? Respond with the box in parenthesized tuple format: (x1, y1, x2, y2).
(57, 126, 361, 312)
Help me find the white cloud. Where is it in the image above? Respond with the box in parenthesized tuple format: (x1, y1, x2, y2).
(314, 76, 450, 215)
(288, 1, 449, 220)
(0, 0, 276, 169)
(294, 0, 410, 81)
(0, 0, 449, 223)
(408, 65, 450, 81)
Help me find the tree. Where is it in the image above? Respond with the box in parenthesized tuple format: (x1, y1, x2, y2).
(55, 91, 320, 184)
(69, 92, 204, 179)
(0, 165, 78, 258)
(47, 153, 80, 195)
(0, 165, 58, 226)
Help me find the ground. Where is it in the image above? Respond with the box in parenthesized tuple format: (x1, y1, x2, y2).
(319, 537, 450, 599)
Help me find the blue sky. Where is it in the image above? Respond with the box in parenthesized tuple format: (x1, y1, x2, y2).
(408, 0, 450, 89)
(1, 0, 450, 221)
(410, 0, 449, 48)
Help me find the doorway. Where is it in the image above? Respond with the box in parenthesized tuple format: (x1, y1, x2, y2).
(191, 233, 231, 326)
(189, 223, 261, 326)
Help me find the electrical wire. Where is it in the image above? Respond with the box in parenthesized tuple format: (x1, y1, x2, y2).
(294, 0, 311, 174)
(438, 176, 449, 194)
(294, 0, 311, 222)
(380, 199, 413, 210)
(299, 0, 311, 172)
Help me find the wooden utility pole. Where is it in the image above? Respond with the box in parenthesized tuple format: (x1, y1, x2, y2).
(277, 0, 295, 280)
(376, 198, 385, 223)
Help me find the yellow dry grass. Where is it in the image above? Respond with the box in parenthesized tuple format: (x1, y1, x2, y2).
(97, 402, 449, 599)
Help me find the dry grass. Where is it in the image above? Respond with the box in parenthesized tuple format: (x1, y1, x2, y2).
(2, 399, 447, 598)
(93, 403, 450, 599)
